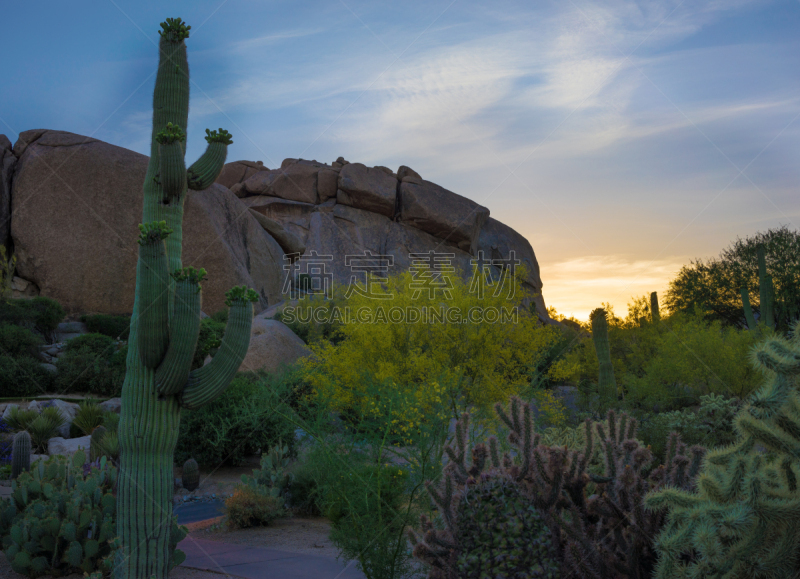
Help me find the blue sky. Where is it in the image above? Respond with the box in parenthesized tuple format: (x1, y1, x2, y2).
(2, 0, 799, 320)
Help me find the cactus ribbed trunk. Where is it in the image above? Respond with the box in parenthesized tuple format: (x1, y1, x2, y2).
(650, 291, 660, 324)
(590, 308, 617, 403)
(116, 19, 251, 579)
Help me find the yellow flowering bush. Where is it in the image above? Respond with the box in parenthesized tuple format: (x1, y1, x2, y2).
(300, 268, 566, 440)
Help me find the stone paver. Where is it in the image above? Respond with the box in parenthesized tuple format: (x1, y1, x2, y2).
(179, 537, 366, 579)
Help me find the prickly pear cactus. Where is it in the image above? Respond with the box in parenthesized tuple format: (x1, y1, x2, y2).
(454, 471, 559, 579)
(182, 458, 199, 492)
(11, 430, 31, 479)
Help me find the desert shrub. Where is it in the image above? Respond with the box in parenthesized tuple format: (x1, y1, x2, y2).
(285, 459, 323, 516)
(55, 346, 125, 397)
(624, 313, 759, 410)
(0, 323, 41, 359)
(80, 313, 131, 340)
(191, 317, 226, 370)
(0, 296, 65, 343)
(274, 298, 345, 346)
(174, 370, 297, 467)
(64, 333, 117, 356)
(224, 485, 285, 529)
(0, 355, 55, 397)
(71, 401, 107, 437)
(5, 405, 65, 453)
(302, 270, 567, 442)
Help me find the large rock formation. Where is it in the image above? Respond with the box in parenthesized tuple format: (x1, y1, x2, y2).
(4, 130, 553, 324)
(238, 316, 312, 373)
(0, 134, 14, 247)
(7, 129, 283, 315)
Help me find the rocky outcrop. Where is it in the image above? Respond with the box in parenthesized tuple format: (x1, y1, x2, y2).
(337, 163, 397, 218)
(237, 159, 326, 204)
(9, 130, 284, 315)
(0, 134, 15, 247)
(238, 316, 312, 373)
(398, 179, 489, 254)
(247, 209, 306, 257)
(215, 160, 268, 190)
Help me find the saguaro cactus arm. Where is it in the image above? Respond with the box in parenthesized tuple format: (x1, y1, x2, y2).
(155, 267, 206, 396)
(156, 123, 187, 199)
(186, 129, 232, 190)
(137, 221, 173, 368)
(180, 287, 258, 410)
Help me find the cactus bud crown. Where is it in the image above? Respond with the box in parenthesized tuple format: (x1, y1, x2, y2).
(204, 128, 233, 145)
(225, 286, 259, 306)
(137, 220, 173, 245)
(155, 122, 186, 145)
(158, 18, 191, 42)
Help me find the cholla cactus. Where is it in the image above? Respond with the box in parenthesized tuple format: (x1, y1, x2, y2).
(115, 17, 258, 579)
(410, 397, 704, 579)
(644, 319, 800, 578)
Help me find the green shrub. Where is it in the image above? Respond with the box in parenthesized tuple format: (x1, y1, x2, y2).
(0, 356, 55, 397)
(0, 323, 41, 359)
(54, 347, 124, 397)
(286, 459, 323, 516)
(64, 333, 117, 356)
(0, 297, 65, 343)
(174, 370, 297, 467)
(71, 401, 106, 437)
(224, 485, 285, 529)
(80, 313, 131, 340)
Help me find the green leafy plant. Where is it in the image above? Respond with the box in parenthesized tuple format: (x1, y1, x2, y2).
(0, 296, 65, 343)
(5, 406, 65, 454)
(0, 356, 55, 397)
(71, 401, 106, 438)
(80, 314, 131, 340)
(0, 323, 42, 359)
(4, 407, 39, 432)
(174, 370, 296, 467)
(64, 333, 118, 356)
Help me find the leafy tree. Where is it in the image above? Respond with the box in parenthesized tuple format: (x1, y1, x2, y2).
(665, 226, 800, 330)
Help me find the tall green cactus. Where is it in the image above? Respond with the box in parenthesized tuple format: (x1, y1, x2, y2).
(590, 308, 617, 403)
(116, 18, 258, 579)
(650, 291, 660, 324)
(644, 319, 800, 578)
(741, 243, 775, 333)
(11, 431, 31, 480)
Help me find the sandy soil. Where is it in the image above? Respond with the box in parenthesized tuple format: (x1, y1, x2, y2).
(187, 514, 338, 557)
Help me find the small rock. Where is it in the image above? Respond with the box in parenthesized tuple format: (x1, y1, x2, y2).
(40, 363, 58, 374)
(99, 398, 121, 413)
(183, 495, 189, 502)
(48, 435, 90, 457)
(2, 404, 18, 422)
(45, 347, 60, 356)
(335, 157, 349, 165)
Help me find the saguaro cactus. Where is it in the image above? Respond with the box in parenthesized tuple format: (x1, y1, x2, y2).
(590, 308, 617, 403)
(650, 291, 660, 324)
(116, 18, 258, 579)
